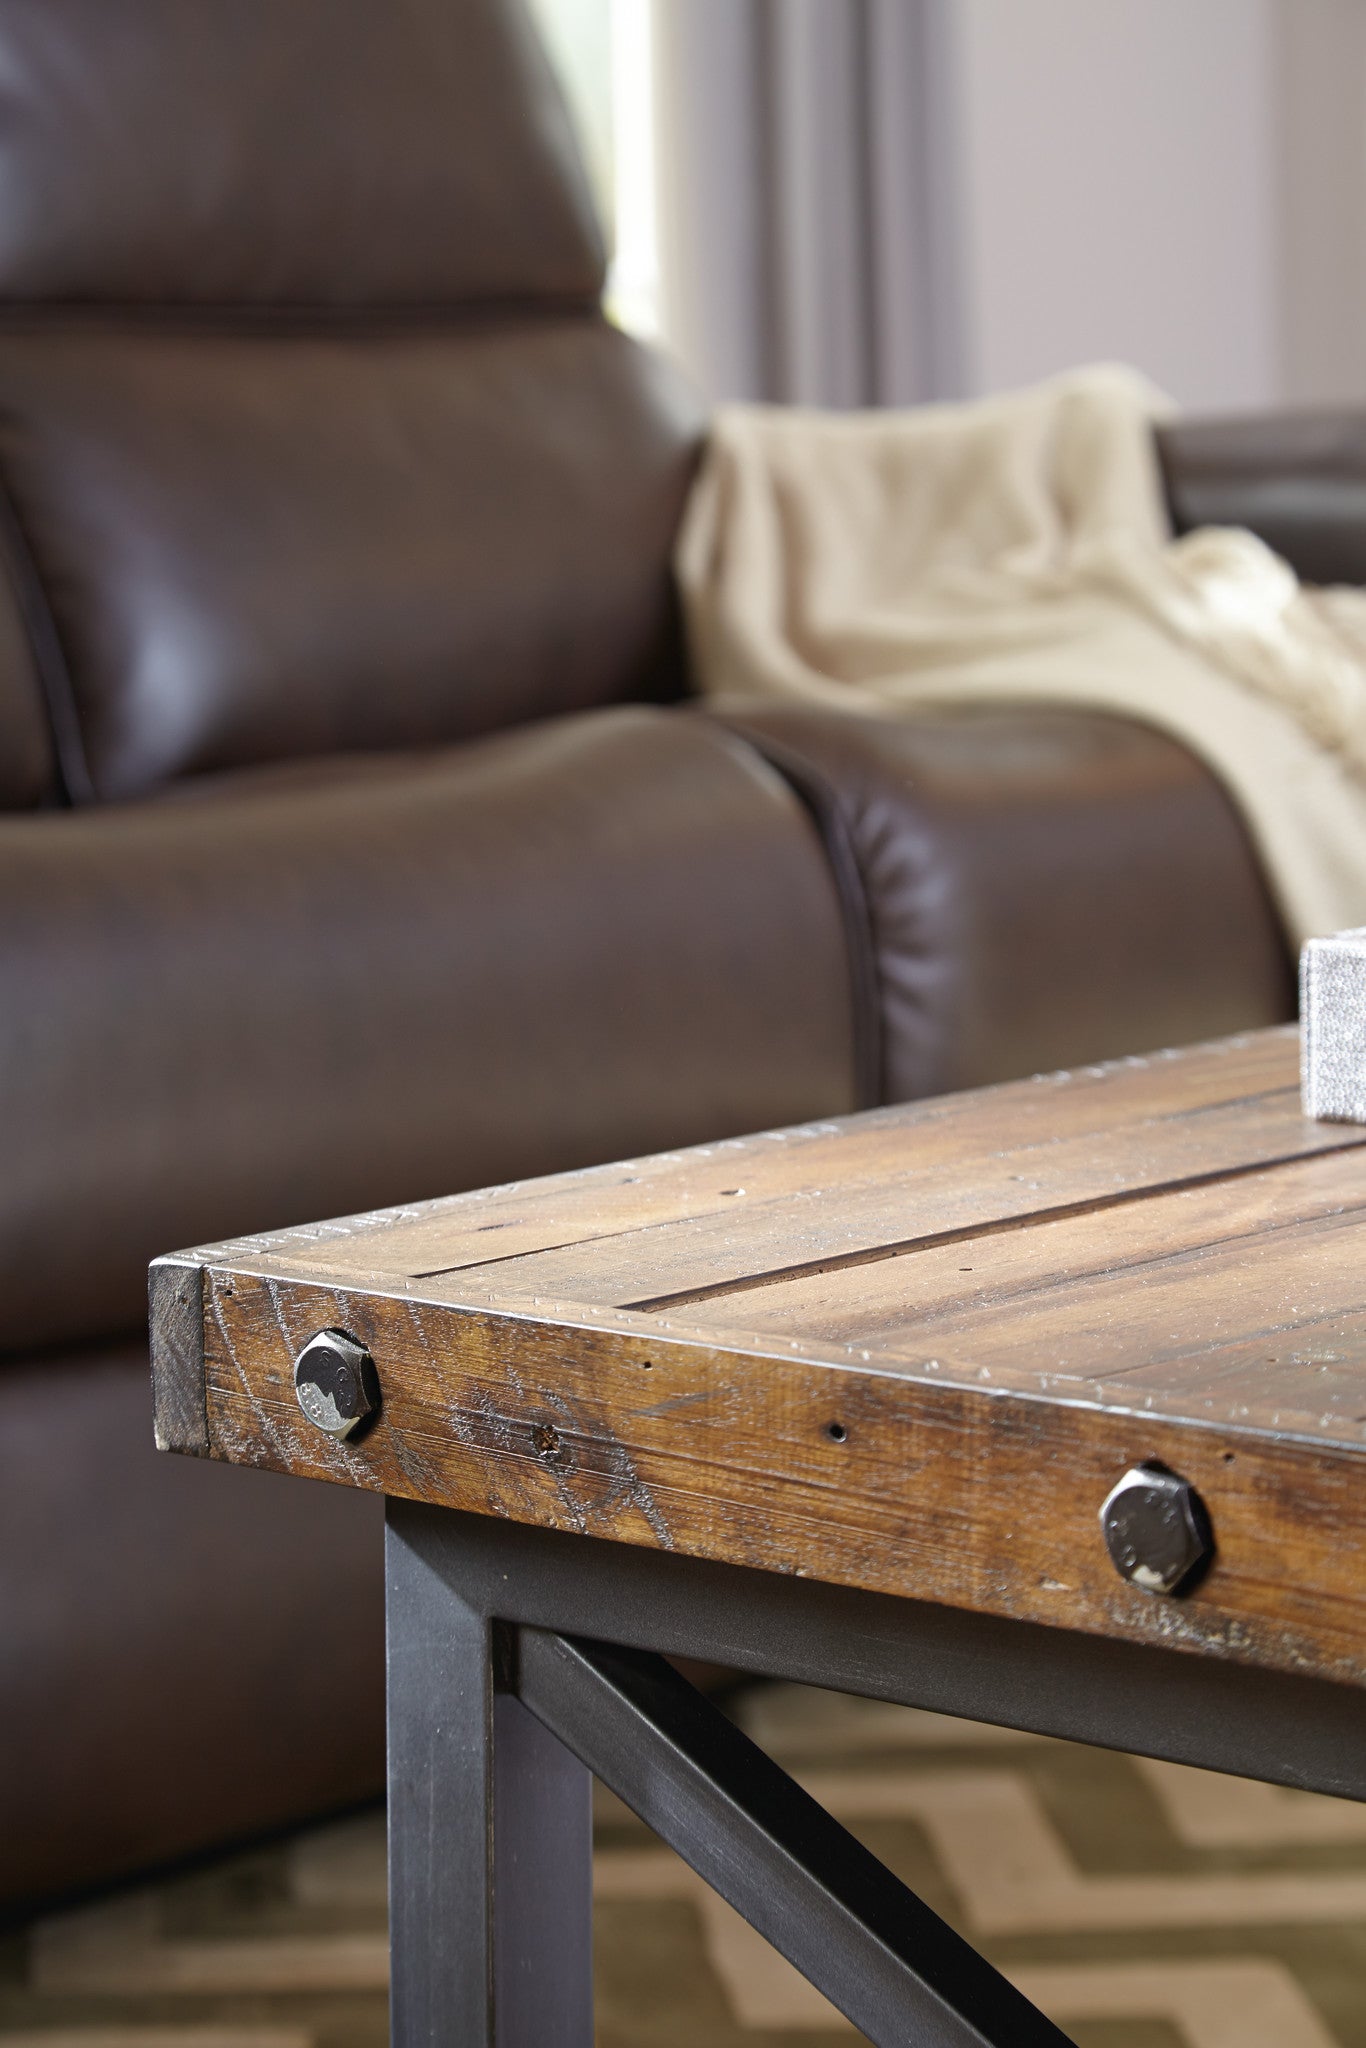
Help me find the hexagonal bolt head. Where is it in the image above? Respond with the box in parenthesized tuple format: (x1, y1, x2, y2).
(294, 1328, 380, 1442)
(1099, 1461, 1214, 1596)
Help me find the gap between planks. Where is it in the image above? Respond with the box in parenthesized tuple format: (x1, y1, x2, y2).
(612, 1140, 1366, 1314)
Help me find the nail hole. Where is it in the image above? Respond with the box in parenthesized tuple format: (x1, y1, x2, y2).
(640, 1358, 653, 1371)
(827, 1421, 847, 1443)
(1222, 1450, 1236, 1464)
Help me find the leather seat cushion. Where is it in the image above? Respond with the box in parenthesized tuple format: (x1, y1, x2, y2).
(0, 1341, 385, 1912)
(0, 706, 856, 1355)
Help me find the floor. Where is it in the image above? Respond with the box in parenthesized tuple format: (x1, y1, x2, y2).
(4, 1683, 1366, 2048)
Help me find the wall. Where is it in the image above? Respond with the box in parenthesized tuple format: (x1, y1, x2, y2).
(948, 0, 1279, 410)
(1278, 0, 1366, 406)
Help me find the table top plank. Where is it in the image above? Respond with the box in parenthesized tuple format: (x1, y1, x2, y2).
(640, 1148, 1366, 1434)
(635, 1145, 1366, 1338)
(444, 1094, 1363, 1315)
(185, 1031, 1316, 1295)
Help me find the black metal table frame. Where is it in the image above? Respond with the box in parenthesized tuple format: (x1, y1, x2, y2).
(387, 1499, 1366, 2048)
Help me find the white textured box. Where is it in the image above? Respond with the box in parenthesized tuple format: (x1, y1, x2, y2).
(1301, 927, 1366, 1121)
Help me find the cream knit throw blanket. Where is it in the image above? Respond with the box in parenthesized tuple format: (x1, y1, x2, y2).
(676, 365, 1366, 945)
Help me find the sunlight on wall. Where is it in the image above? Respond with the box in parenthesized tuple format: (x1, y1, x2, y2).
(527, 0, 661, 339)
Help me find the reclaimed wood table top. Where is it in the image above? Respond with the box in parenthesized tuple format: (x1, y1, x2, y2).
(152, 1026, 1366, 1691)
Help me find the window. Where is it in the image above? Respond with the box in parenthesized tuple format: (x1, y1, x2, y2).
(528, 0, 661, 339)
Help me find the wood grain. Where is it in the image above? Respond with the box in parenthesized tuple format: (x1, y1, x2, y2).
(660, 1148, 1366, 1432)
(178, 1031, 1314, 1295)
(152, 1026, 1366, 1689)
(443, 1090, 1360, 1314)
(198, 1267, 1366, 1688)
(149, 1257, 207, 1455)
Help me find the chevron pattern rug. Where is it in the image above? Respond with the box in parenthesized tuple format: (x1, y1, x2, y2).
(5, 1684, 1366, 2048)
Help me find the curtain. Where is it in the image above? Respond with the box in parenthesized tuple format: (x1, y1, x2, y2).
(653, 0, 964, 407)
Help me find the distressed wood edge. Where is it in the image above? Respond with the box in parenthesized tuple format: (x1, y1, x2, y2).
(149, 1255, 208, 1456)
(195, 1256, 1366, 1460)
(201, 1270, 1366, 1688)
(204, 1266, 1366, 1473)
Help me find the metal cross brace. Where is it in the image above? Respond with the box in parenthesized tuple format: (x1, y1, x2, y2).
(386, 1498, 1366, 2048)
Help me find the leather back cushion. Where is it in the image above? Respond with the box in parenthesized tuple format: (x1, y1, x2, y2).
(1158, 412, 1366, 587)
(0, 324, 703, 799)
(0, 559, 53, 804)
(0, 0, 700, 795)
(0, 0, 602, 306)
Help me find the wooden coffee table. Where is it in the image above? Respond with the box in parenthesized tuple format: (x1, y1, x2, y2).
(151, 1026, 1366, 2047)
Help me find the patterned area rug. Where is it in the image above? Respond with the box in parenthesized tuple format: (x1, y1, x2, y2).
(5, 1684, 1366, 2048)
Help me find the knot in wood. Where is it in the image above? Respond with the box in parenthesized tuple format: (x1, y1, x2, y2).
(531, 1421, 569, 1467)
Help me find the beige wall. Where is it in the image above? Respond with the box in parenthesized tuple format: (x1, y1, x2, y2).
(949, 0, 1279, 409)
(1279, 0, 1366, 405)
(948, 0, 1366, 413)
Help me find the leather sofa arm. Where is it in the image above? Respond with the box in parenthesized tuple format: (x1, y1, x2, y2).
(1156, 410, 1366, 586)
(709, 700, 1295, 1106)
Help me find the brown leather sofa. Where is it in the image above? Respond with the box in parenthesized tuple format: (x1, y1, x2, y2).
(0, 0, 1343, 1913)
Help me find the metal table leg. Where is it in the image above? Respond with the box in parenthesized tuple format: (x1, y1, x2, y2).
(385, 1502, 1072, 2047)
(386, 1510, 594, 2048)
